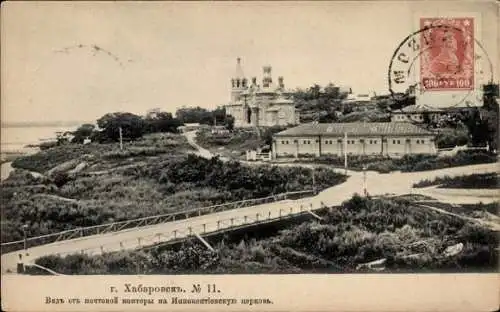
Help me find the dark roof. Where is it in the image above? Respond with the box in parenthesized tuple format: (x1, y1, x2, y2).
(274, 122, 434, 137)
(394, 105, 443, 113)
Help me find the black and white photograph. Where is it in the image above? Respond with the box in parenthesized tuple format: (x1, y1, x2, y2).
(1, 1, 498, 311)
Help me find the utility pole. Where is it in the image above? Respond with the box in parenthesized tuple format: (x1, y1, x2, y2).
(119, 127, 123, 150)
(344, 132, 348, 175)
(311, 167, 316, 195)
(22, 224, 28, 251)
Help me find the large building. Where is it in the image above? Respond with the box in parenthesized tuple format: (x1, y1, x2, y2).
(272, 122, 437, 158)
(391, 105, 444, 123)
(225, 58, 299, 128)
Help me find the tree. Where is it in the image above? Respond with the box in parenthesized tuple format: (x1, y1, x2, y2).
(175, 107, 213, 124)
(96, 112, 145, 142)
(72, 124, 96, 144)
(144, 111, 182, 133)
(308, 84, 321, 100)
(225, 115, 235, 131)
(324, 83, 340, 100)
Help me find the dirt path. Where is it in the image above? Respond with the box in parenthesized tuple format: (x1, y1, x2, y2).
(183, 131, 220, 160)
(1, 162, 14, 181)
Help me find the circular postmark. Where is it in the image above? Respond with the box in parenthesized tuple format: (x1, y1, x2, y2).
(388, 18, 493, 108)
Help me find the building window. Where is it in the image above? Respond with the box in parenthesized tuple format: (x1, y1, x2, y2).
(392, 140, 396, 144)
(286, 140, 289, 144)
(397, 140, 401, 144)
(421, 140, 425, 144)
(416, 140, 420, 144)
(369, 140, 373, 144)
(373, 140, 377, 144)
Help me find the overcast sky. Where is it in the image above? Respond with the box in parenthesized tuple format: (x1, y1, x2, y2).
(1, 1, 497, 123)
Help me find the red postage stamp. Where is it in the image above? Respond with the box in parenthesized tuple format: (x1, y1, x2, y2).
(420, 17, 474, 91)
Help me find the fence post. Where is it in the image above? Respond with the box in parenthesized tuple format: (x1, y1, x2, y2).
(120, 242, 124, 249)
(157, 233, 161, 243)
(202, 224, 206, 233)
(268, 211, 271, 219)
(244, 216, 248, 223)
(300, 205, 303, 212)
(100, 246, 104, 253)
(256, 213, 259, 222)
(80, 228, 83, 237)
(217, 221, 220, 230)
(230, 218, 234, 226)
(290, 207, 293, 214)
(188, 227, 192, 235)
(279, 209, 282, 218)
(173, 230, 177, 239)
(310, 203, 313, 210)
(137, 237, 141, 247)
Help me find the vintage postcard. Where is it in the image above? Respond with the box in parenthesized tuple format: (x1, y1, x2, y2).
(1, 1, 499, 311)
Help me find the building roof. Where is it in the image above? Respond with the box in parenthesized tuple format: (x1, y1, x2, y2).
(272, 96, 294, 104)
(255, 89, 276, 95)
(394, 105, 443, 113)
(274, 122, 434, 137)
(266, 107, 281, 112)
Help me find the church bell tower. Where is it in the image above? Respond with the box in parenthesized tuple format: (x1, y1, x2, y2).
(230, 57, 247, 103)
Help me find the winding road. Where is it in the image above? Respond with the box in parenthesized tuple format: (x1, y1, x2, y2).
(1, 132, 498, 274)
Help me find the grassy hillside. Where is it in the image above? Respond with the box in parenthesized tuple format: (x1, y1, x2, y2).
(31, 195, 498, 274)
(1, 137, 346, 244)
(291, 150, 497, 173)
(195, 127, 287, 159)
(413, 173, 499, 189)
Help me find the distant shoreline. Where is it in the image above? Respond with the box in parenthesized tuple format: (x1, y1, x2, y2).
(1, 148, 39, 163)
(1, 121, 90, 128)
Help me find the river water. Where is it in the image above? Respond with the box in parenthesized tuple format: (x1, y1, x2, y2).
(1, 125, 79, 181)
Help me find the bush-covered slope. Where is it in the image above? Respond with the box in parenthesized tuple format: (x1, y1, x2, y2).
(2, 153, 346, 244)
(31, 196, 498, 274)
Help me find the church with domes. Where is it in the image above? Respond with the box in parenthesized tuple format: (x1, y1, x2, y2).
(225, 58, 299, 128)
